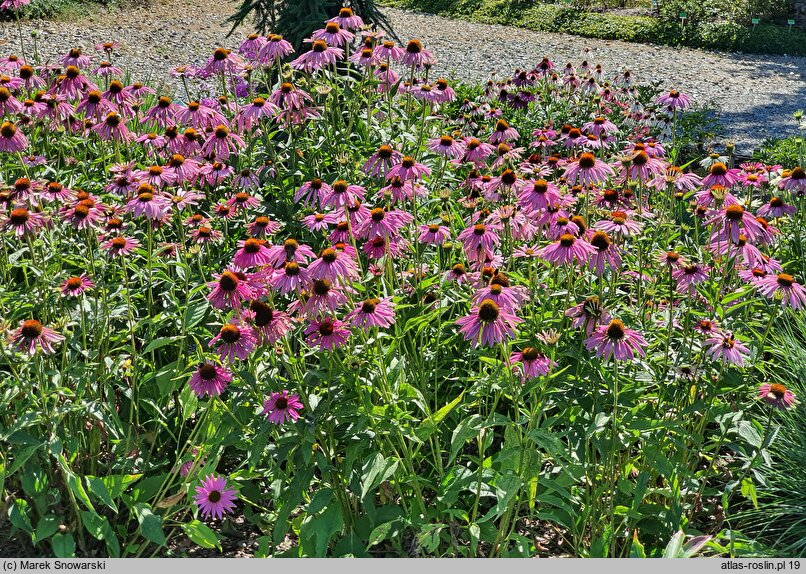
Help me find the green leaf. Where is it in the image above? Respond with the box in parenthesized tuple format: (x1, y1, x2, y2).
(6, 443, 44, 477)
(449, 414, 484, 464)
(663, 530, 686, 558)
(468, 523, 480, 557)
(416, 523, 445, 553)
(415, 392, 463, 442)
(741, 478, 759, 509)
(479, 475, 521, 523)
(366, 521, 396, 549)
(9, 499, 33, 533)
(51, 533, 76, 558)
(86, 476, 118, 512)
(81, 511, 120, 557)
(143, 336, 180, 353)
(360, 454, 399, 500)
(300, 504, 343, 557)
(135, 503, 166, 546)
(58, 455, 94, 512)
(183, 300, 209, 330)
(100, 474, 142, 499)
(630, 530, 647, 558)
(34, 515, 60, 544)
(736, 420, 762, 448)
(181, 520, 220, 550)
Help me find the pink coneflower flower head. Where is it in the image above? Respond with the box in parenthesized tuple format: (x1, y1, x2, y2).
(584, 319, 647, 361)
(262, 390, 304, 425)
(321, 180, 366, 209)
(455, 299, 522, 348)
(247, 300, 292, 344)
(595, 210, 643, 238)
(363, 144, 402, 177)
(60, 274, 95, 297)
(59, 47, 91, 69)
(93, 111, 132, 142)
(12, 319, 64, 355)
(538, 233, 596, 267)
(758, 383, 797, 410)
(202, 47, 245, 76)
(328, 6, 365, 30)
(778, 166, 806, 194)
(207, 270, 253, 310)
(101, 235, 140, 257)
(757, 196, 796, 219)
(509, 347, 554, 381)
(386, 156, 430, 181)
(232, 238, 272, 269)
(418, 223, 451, 245)
(566, 296, 612, 336)
(457, 222, 501, 261)
(701, 162, 741, 188)
(201, 124, 246, 161)
(756, 273, 806, 309)
(2, 207, 47, 238)
(258, 34, 294, 62)
(705, 333, 749, 366)
(588, 230, 622, 276)
(400, 39, 434, 68)
(564, 152, 614, 186)
(345, 297, 395, 330)
(0, 121, 28, 153)
(428, 135, 465, 159)
(707, 203, 764, 243)
(673, 262, 710, 294)
(583, 115, 618, 137)
(489, 119, 519, 144)
(312, 21, 355, 47)
(188, 362, 232, 398)
(194, 475, 238, 519)
(291, 39, 343, 72)
(304, 317, 351, 350)
(209, 323, 256, 362)
(656, 89, 691, 111)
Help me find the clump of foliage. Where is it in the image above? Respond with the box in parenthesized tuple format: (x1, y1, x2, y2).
(1, 6, 805, 560)
(379, 0, 806, 55)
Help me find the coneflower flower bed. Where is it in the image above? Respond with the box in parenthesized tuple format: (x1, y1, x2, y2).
(0, 10, 803, 559)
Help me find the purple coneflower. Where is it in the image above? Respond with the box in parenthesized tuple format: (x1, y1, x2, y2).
(701, 162, 741, 188)
(588, 230, 622, 276)
(537, 234, 595, 267)
(509, 347, 554, 381)
(207, 270, 253, 310)
(428, 135, 465, 159)
(584, 319, 647, 361)
(188, 362, 232, 398)
(345, 297, 396, 330)
(209, 323, 256, 362)
(2, 207, 47, 237)
(656, 89, 691, 111)
(705, 333, 749, 366)
(290, 39, 343, 72)
(248, 301, 292, 344)
(456, 300, 522, 348)
(418, 223, 451, 245)
(400, 39, 434, 68)
(758, 383, 797, 410)
(778, 166, 806, 194)
(194, 475, 238, 519)
(262, 390, 304, 425)
(60, 274, 95, 297)
(13, 319, 64, 355)
(328, 6, 365, 30)
(101, 235, 140, 257)
(756, 273, 806, 310)
(757, 196, 796, 219)
(386, 156, 431, 181)
(304, 317, 351, 350)
(563, 152, 614, 186)
(0, 121, 28, 152)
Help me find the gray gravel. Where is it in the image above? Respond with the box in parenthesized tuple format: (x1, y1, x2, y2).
(1, 1, 804, 152)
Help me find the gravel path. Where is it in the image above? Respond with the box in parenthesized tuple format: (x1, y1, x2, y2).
(1, 1, 805, 152)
